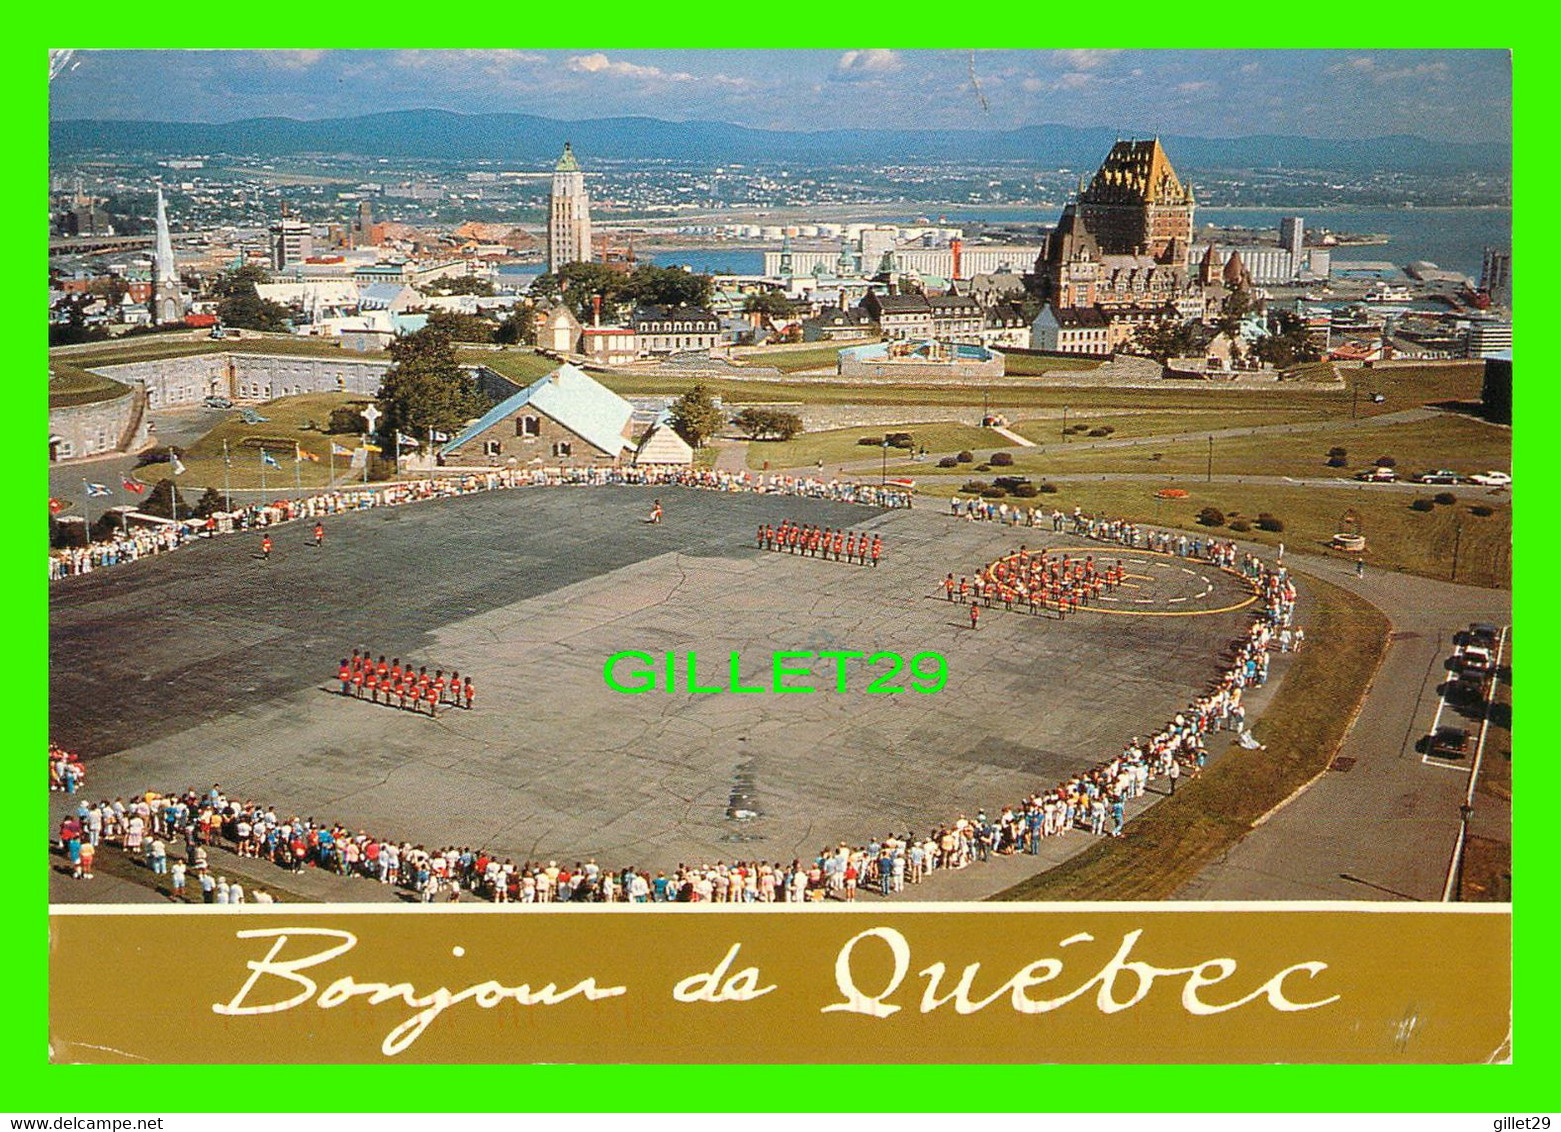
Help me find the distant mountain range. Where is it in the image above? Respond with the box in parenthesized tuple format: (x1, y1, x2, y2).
(49, 110, 1510, 174)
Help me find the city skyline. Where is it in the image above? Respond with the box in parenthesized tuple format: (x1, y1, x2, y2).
(49, 49, 1511, 146)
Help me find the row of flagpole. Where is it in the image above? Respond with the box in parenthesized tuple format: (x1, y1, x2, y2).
(56, 424, 452, 529)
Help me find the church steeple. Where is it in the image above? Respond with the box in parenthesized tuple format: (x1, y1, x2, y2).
(152, 186, 187, 326)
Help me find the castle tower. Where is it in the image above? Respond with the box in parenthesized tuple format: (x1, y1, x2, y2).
(1077, 138, 1195, 267)
(152, 187, 187, 326)
(548, 142, 593, 273)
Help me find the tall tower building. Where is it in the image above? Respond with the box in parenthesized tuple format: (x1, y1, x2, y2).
(1077, 139, 1195, 266)
(548, 143, 593, 273)
(352, 199, 374, 249)
(1481, 247, 1512, 308)
(1279, 216, 1305, 260)
(151, 187, 187, 325)
(270, 207, 313, 271)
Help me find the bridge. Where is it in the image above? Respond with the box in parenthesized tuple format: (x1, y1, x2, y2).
(49, 233, 203, 257)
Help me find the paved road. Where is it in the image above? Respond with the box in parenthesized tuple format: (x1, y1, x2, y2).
(1176, 548, 1510, 903)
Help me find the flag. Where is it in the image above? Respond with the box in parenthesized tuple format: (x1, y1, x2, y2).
(361, 443, 382, 453)
(48, 498, 67, 515)
(428, 429, 450, 443)
(84, 482, 110, 498)
(396, 431, 420, 450)
(170, 454, 187, 475)
(330, 442, 354, 457)
(261, 450, 281, 469)
(121, 476, 147, 494)
(297, 448, 320, 463)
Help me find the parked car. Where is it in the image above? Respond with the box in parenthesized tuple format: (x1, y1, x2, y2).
(1448, 669, 1489, 708)
(1469, 470, 1511, 487)
(1427, 726, 1472, 760)
(1457, 645, 1496, 676)
(1414, 469, 1460, 485)
(1466, 623, 1501, 650)
(1355, 467, 1396, 482)
(203, 396, 234, 410)
(208, 327, 226, 339)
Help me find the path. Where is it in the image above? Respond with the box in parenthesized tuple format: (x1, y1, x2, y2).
(989, 425, 1035, 448)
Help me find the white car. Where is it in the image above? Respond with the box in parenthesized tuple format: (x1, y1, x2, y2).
(1469, 471, 1511, 487)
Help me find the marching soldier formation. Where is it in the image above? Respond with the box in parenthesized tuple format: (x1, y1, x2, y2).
(756, 520, 882, 567)
(941, 546, 1127, 619)
(336, 649, 475, 715)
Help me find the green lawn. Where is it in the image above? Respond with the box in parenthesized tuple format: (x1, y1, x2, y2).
(48, 362, 132, 407)
(909, 479, 1510, 588)
(745, 422, 997, 471)
(980, 414, 1510, 482)
(995, 571, 1391, 900)
(1003, 353, 1105, 376)
(738, 344, 861, 373)
(1008, 408, 1333, 444)
(457, 349, 561, 384)
(170, 392, 373, 490)
(56, 335, 391, 370)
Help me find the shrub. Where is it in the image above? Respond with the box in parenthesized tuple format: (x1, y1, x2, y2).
(1087, 427, 1111, 437)
(1433, 492, 1457, 506)
(981, 487, 1009, 499)
(936, 455, 958, 468)
(960, 480, 988, 494)
(1328, 446, 1347, 459)
(857, 436, 882, 447)
(886, 432, 914, 449)
(1374, 455, 1396, 468)
(990, 452, 1014, 467)
(1012, 483, 1039, 498)
(1069, 424, 1090, 434)
(1326, 456, 1347, 468)
(328, 406, 368, 434)
(975, 464, 991, 472)
(1409, 498, 1435, 512)
(735, 407, 803, 441)
(1229, 519, 1252, 532)
(135, 444, 186, 467)
(1098, 425, 1116, 435)
(956, 450, 974, 463)
(1196, 506, 1226, 527)
(1039, 482, 1059, 494)
(193, 487, 226, 518)
(1256, 513, 1285, 532)
(1470, 504, 1495, 517)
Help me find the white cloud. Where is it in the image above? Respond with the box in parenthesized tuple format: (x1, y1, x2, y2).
(1175, 80, 1214, 94)
(262, 50, 330, 70)
(567, 52, 692, 82)
(833, 49, 903, 80)
(1050, 49, 1120, 70)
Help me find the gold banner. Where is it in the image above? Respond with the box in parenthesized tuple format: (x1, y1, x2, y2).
(49, 907, 1510, 1064)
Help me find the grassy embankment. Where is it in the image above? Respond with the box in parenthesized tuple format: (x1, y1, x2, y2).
(155, 392, 369, 492)
(48, 362, 132, 407)
(995, 572, 1391, 901)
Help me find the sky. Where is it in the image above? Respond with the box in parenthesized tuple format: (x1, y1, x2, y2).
(48, 49, 1511, 144)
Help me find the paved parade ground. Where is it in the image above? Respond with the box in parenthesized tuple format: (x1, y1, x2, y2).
(50, 486, 1257, 884)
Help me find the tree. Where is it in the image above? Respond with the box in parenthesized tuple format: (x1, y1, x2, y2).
(141, 479, 191, 520)
(667, 384, 724, 448)
(494, 306, 535, 346)
(743, 290, 794, 318)
(423, 276, 495, 297)
(535, 262, 627, 323)
(212, 264, 290, 332)
(1253, 310, 1322, 369)
(194, 487, 227, 517)
(1128, 318, 1202, 361)
(734, 407, 803, 441)
(624, 264, 712, 310)
(49, 296, 109, 346)
(424, 309, 497, 343)
(374, 323, 487, 441)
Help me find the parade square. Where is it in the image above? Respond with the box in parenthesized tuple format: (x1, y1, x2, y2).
(50, 485, 1256, 888)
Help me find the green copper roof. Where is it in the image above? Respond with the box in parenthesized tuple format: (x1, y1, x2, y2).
(555, 143, 580, 173)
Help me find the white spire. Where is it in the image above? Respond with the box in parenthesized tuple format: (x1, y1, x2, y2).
(154, 187, 176, 282)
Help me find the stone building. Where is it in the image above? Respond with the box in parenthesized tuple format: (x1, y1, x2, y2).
(438, 362, 634, 468)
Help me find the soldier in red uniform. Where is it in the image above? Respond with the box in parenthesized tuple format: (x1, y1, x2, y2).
(871, 536, 882, 567)
(260, 534, 272, 560)
(463, 677, 474, 710)
(338, 659, 352, 696)
(969, 603, 980, 631)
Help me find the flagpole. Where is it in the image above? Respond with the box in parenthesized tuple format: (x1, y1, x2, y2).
(294, 442, 303, 494)
(222, 438, 232, 513)
(81, 479, 92, 533)
(362, 434, 369, 485)
(329, 443, 335, 488)
(260, 450, 268, 497)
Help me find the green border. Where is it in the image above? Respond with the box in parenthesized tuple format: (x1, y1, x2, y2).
(12, 36, 1541, 1109)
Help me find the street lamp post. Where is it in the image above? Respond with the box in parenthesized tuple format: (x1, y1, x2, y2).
(1207, 435, 1214, 483)
(1062, 405, 1069, 442)
(881, 439, 889, 485)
